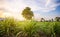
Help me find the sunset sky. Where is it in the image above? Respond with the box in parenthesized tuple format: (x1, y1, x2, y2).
(0, 0, 60, 20)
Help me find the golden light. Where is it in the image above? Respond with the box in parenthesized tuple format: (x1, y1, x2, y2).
(0, 9, 25, 20)
(3, 12, 12, 17)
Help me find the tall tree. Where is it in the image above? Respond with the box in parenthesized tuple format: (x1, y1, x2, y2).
(22, 7, 34, 20)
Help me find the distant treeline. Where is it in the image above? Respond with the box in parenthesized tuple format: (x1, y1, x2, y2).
(38, 17, 60, 22)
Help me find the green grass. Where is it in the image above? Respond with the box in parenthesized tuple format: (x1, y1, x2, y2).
(0, 18, 60, 37)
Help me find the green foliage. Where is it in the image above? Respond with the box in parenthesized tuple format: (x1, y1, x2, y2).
(54, 22, 60, 34)
(16, 21, 40, 37)
(16, 21, 59, 37)
(0, 17, 18, 37)
(22, 7, 34, 20)
(0, 18, 60, 37)
(55, 17, 60, 21)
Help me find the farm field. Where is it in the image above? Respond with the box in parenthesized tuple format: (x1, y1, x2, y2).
(0, 0, 60, 37)
(0, 18, 60, 37)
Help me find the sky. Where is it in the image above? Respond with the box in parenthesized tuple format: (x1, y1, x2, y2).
(0, 0, 60, 20)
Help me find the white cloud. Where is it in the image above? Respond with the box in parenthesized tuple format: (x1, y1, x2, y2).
(0, 0, 60, 20)
(21, 0, 60, 12)
(0, 0, 60, 12)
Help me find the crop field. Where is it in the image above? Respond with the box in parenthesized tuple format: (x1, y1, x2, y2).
(0, 18, 60, 37)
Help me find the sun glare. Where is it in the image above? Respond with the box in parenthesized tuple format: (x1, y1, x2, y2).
(3, 13, 12, 17)
(3, 12, 25, 20)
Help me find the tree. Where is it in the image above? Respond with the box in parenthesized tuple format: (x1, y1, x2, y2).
(22, 7, 34, 20)
(40, 18, 45, 22)
(55, 17, 60, 22)
(51, 19, 54, 22)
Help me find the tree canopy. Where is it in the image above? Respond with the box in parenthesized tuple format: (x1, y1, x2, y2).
(22, 7, 34, 20)
(55, 17, 60, 22)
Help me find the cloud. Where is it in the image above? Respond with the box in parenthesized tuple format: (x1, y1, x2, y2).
(0, 0, 60, 20)
(0, 0, 60, 12)
(23, 0, 60, 12)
